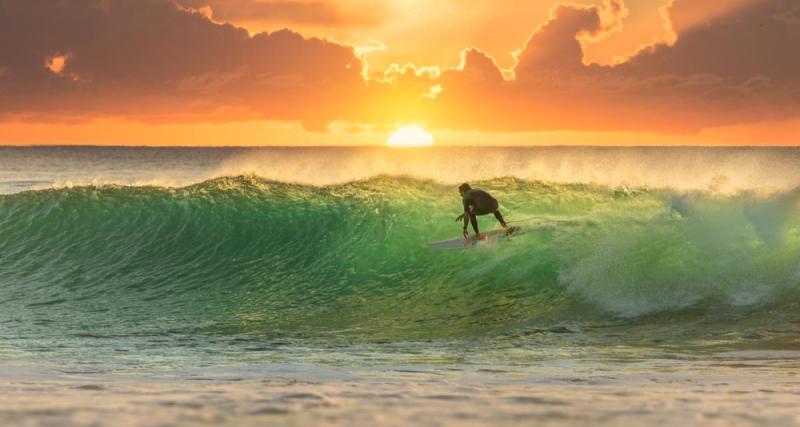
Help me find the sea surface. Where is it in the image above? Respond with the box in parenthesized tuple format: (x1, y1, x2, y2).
(2, 146, 800, 426)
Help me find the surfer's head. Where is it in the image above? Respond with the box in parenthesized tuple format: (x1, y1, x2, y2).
(458, 183, 471, 196)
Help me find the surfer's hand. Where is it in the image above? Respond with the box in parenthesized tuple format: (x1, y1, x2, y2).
(456, 214, 465, 222)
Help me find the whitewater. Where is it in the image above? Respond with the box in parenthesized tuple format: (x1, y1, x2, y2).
(2, 146, 800, 427)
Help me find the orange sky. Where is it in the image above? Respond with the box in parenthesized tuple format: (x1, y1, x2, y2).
(0, 0, 798, 146)
(223, 0, 670, 70)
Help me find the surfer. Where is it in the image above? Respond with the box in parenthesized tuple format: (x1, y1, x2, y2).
(456, 183, 507, 240)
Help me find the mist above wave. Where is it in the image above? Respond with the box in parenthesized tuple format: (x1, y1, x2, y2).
(3, 147, 800, 195)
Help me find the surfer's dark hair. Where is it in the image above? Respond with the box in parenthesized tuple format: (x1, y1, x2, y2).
(459, 183, 471, 193)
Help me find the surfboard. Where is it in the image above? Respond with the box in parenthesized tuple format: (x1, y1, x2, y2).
(430, 226, 522, 250)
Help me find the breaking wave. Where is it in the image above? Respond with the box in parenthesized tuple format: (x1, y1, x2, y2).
(2, 175, 800, 340)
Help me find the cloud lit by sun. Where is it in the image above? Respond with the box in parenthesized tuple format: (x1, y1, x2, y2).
(387, 126, 434, 148)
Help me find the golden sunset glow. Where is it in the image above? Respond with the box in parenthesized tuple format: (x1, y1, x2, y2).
(387, 126, 434, 148)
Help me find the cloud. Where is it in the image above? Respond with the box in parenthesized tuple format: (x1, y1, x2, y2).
(173, 0, 382, 27)
(515, 0, 628, 75)
(0, 0, 365, 128)
(422, 0, 800, 133)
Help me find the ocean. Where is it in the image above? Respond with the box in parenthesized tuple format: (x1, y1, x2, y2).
(1, 146, 800, 426)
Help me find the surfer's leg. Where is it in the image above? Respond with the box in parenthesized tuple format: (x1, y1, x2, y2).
(494, 210, 507, 228)
(469, 214, 480, 235)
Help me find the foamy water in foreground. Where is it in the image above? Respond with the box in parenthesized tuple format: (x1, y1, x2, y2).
(2, 146, 800, 426)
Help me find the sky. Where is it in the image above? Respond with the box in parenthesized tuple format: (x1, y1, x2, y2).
(0, 0, 799, 146)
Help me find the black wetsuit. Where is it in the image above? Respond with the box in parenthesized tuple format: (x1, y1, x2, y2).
(462, 189, 505, 234)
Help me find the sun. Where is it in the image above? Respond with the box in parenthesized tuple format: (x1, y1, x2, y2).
(387, 126, 434, 148)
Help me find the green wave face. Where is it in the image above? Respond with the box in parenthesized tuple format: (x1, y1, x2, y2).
(2, 175, 800, 342)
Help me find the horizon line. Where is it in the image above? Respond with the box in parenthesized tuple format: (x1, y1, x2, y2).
(0, 144, 796, 149)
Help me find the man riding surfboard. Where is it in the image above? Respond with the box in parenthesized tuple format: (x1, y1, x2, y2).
(456, 183, 507, 240)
